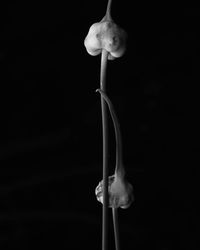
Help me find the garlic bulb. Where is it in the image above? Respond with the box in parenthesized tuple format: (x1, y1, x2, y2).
(84, 20, 127, 60)
(95, 173, 133, 209)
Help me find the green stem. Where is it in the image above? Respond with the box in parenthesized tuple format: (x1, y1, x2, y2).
(100, 49, 109, 250)
(112, 208, 120, 250)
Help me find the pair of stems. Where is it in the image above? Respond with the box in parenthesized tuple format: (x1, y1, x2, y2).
(100, 49, 120, 250)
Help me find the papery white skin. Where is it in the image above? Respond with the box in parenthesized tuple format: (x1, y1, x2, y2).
(84, 21, 127, 60)
(95, 173, 133, 209)
(110, 172, 133, 209)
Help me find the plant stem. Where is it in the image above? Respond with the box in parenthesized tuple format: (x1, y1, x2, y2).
(97, 89, 122, 250)
(100, 49, 109, 250)
(112, 208, 120, 250)
(105, 0, 113, 21)
(96, 89, 124, 177)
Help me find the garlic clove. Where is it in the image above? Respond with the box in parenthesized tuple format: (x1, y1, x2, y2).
(110, 173, 133, 209)
(84, 22, 102, 56)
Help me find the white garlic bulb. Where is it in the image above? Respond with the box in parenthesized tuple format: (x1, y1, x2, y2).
(84, 20, 127, 60)
(95, 173, 133, 209)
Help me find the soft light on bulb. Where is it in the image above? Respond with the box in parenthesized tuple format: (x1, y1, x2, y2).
(84, 20, 127, 60)
(95, 172, 133, 209)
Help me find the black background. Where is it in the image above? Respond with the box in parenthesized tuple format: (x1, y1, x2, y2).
(0, 1, 199, 249)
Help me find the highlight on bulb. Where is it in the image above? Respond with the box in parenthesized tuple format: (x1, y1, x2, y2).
(84, 20, 127, 60)
(95, 173, 133, 209)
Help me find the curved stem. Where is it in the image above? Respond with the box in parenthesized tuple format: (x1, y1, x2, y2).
(100, 49, 109, 250)
(112, 208, 120, 250)
(96, 89, 124, 177)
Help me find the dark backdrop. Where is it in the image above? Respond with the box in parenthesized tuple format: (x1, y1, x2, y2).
(0, 1, 199, 249)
